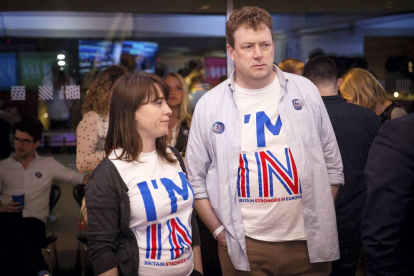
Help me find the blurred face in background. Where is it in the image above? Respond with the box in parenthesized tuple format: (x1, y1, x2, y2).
(14, 130, 40, 159)
(165, 75, 184, 108)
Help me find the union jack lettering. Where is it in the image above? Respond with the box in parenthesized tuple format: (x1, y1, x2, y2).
(237, 153, 250, 197)
(167, 217, 192, 260)
(146, 223, 162, 260)
(255, 148, 301, 197)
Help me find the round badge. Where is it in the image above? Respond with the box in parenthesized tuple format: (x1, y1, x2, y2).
(35, 172, 42, 178)
(212, 122, 225, 134)
(292, 99, 303, 110)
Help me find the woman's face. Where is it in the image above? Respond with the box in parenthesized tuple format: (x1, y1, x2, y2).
(165, 75, 184, 108)
(135, 87, 172, 141)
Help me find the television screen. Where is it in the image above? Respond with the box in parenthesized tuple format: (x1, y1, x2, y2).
(121, 41, 158, 73)
(78, 40, 114, 75)
(0, 53, 18, 89)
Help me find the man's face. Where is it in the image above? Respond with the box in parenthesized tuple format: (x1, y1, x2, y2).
(14, 130, 39, 159)
(227, 23, 275, 89)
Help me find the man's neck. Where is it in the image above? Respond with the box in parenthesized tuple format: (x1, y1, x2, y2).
(14, 154, 36, 170)
(317, 85, 338, 97)
(235, 71, 276, 90)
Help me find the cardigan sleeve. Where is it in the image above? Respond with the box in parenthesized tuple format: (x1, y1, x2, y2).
(85, 159, 120, 275)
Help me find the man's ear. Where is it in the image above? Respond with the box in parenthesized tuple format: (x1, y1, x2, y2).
(226, 44, 235, 62)
(34, 140, 41, 149)
(337, 78, 343, 89)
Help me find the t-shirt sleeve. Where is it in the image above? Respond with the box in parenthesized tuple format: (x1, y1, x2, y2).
(76, 111, 105, 173)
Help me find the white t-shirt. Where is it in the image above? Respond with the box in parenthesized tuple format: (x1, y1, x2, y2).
(109, 148, 194, 276)
(234, 76, 306, 242)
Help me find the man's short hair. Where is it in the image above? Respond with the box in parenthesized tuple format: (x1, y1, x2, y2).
(303, 55, 338, 86)
(278, 59, 305, 75)
(226, 6, 273, 49)
(13, 117, 44, 142)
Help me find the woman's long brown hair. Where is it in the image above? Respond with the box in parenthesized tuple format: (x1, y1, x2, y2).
(105, 72, 176, 164)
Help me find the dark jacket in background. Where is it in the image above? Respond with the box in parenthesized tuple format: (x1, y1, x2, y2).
(362, 113, 414, 276)
(86, 147, 200, 276)
(174, 120, 190, 153)
(322, 95, 380, 245)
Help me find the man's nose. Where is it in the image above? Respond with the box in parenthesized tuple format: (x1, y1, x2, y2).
(253, 45, 263, 59)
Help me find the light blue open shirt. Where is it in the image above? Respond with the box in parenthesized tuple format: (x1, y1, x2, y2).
(185, 65, 344, 271)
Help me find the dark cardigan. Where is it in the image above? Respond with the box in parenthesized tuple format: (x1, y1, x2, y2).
(86, 147, 200, 276)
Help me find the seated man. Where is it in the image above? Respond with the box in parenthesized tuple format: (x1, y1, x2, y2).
(0, 117, 88, 276)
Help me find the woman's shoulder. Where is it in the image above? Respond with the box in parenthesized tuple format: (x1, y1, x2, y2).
(82, 110, 102, 120)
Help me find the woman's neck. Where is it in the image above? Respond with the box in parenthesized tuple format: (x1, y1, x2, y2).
(140, 136, 156, 153)
(374, 100, 392, 115)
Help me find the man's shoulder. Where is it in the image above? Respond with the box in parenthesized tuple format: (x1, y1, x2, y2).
(0, 158, 10, 172)
(381, 113, 414, 137)
(199, 80, 230, 104)
(286, 72, 318, 91)
(341, 102, 378, 118)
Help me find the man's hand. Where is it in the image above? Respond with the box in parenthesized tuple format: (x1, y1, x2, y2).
(0, 202, 23, 213)
(216, 230, 227, 250)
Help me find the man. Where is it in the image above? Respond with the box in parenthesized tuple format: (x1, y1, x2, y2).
(303, 56, 380, 276)
(0, 118, 88, 276)
(278, 58, 305, 76)
(185, 6, 343, 275)
(362, 113, 414, 275)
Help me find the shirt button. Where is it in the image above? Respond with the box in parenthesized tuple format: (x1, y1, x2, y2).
(234, 146, 238, 149)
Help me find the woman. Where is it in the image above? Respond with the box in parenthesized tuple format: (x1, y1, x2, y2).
(85, 73, 202, 276)
(164, 73, 192, 153)
(76, 65, 128, 173)
(340, 68, 407, 125)
(76, 65, 128, 230)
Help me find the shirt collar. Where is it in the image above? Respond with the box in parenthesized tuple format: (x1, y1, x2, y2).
(321, 95, 345, 103)
(227, 64, 288, 93)
(9, 151, 39, 165)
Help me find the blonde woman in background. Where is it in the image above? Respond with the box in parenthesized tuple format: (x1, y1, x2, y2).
(76, 65, 128, 229)
(164, 72, 192, 153)
(340, 68, 407, 125)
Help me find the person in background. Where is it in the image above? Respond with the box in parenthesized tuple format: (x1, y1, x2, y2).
(165, 72, 222, 275)
(303, 56, 380, 276)
(362, 113, 414, 275)
(278, 58, 305, 75)
(43, 66, 75, 129)
(186, 6, 343, 275)
(340, 68, 407, 125)
(76, 65, 128, 173)
(164, 72, 192, 154)
(0, 117, 88, 276)
(76, 65, 128, 230)
(86, 73, 202, 276)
